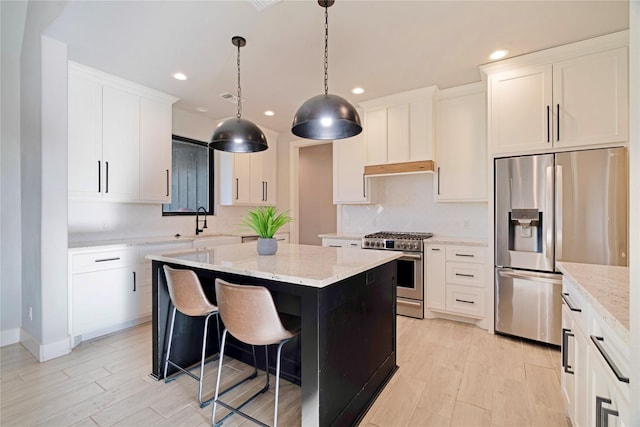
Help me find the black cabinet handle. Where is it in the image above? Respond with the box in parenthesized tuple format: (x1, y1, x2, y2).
(437, 166, 441, 195)
(591, 335, 629, 383)
(455, 298, 474, 304)
(133, 271, 136, 291)
(105, 161, 109, 193)
(362, 174, 366, 198)
(166, 169, 169, 197)
(596, 396, 618, 427)
(95, 257, 120, 263)
(431, 248, 440, 251)
(98, 161, 101, 193)
(546, 105, 550, 142)
(561, 328, 574, 374)
(455, 253, 474, 258)
(561, 292, 582, 312)
(455, 273, 475, 278)
(557, 104, 560, 141)
(235, 178, 239, 200)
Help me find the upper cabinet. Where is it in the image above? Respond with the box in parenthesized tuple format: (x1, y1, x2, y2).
(219, 128, 278, 206)
(360, 86, 438, 166)
(435, 83, 487, 202)
(68, 62, 178, 203)
(333, 132, 372, 204)
(482, 31, 628, 156)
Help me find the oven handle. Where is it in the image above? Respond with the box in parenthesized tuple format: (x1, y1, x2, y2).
(398, 253, 422, 261)
(397, 299, 422, 308)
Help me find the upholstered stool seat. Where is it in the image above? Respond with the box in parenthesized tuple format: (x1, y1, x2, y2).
(211, 278, 300, 427)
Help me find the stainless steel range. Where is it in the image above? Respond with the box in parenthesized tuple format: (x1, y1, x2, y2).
(362, 232, 433, 319)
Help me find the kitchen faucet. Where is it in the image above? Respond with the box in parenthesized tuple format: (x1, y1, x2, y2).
(195, 207, 208, 236)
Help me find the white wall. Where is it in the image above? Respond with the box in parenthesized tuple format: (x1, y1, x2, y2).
(340, 173, 488, 238)
(1, 0, 27, 346)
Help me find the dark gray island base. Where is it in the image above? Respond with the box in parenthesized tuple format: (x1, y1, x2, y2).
(150, 257, 397, 426)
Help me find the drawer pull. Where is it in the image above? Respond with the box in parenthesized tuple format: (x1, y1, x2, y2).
(329, 245, 341, 248)
(455, 273, 475, 278)
(596, 396, 619, 427)
(95, 257, 121, 263)
(431, 248, 440, 251)
(560, 292, 582, 312)
(133, 271, 136, 292)
(455, 298, 474, 304)
(561, 328, 574, 374)
(590, 335, 629, 383)
(455, 253, 474, 258)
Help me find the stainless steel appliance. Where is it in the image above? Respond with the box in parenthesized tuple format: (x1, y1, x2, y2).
(363, 231, 433, 319)
(494, 148, 628, 345)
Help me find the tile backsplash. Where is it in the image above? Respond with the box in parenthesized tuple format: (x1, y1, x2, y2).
(341, 173, 488, 238)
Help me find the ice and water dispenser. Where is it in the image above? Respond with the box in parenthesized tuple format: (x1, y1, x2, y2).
(508, 208, 543, 253)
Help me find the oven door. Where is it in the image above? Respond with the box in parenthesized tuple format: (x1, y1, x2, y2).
(396, 253, 423, 301)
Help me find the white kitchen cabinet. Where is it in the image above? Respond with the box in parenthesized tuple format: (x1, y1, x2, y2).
(360, 86, 437, 166)
(435, 83, 487, 202)
(333, 132, 372, 204)
(485, 40, 628, 155)
(68, 61, 178, 203)
(425, 243, 486, 319)
(69, 247, 139, 343)
(219, 128, 278, 206)
(321, 237, 362, 249)
(139, 97, 172, 202)
(561, 273, 630, 427)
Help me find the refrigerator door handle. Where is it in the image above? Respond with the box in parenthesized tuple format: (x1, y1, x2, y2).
(545, 165, 554, 266)
(555, 164, 563, 262)
(497, 269, 563, 285)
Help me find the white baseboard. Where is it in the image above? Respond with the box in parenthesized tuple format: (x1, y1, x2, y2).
(20, 329, 72, 362)
(0, 328, 21, 347)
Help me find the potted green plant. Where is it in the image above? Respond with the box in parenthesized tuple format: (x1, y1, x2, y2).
(241, 206, 293, 255)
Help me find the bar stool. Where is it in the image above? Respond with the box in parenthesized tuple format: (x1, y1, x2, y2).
(163, 266, 258, 407)
(211, 278, 300, 427)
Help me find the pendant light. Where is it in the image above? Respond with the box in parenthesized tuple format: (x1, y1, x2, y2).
(291, 0, 362, 140)
(210, 36, 268, 153)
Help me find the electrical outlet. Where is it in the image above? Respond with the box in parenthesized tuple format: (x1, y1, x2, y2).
(29, 306, 33, 321)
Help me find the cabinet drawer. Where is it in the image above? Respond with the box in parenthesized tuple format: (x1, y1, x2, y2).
(71, 248, 136, 273)
(446, 262, 484, 287)
(445, 245, 485, 264)
(589, 313, 630, 397)
(561, 278, 589, 335)
(445, 285, 485, 318)
(322, 238, 362, 248)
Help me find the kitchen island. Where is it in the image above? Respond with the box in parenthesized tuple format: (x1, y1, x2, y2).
(148, 243, 401, 426)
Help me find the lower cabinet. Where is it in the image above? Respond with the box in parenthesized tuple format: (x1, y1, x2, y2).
(321, 237, 362, 249)
(69, 247, 139, 342)
(561, 276, 630, 427)
(425, 243, 486, 319)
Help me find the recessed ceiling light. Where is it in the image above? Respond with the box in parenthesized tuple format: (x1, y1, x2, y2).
(489, 50, 509, 61)
(195, 106, 209, 113)
(264, 110, 275, 116)
(173, 72, 188, 81)
(352, 87, 365, 95)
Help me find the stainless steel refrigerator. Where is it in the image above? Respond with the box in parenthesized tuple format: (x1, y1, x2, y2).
(494, 147, 627, 346)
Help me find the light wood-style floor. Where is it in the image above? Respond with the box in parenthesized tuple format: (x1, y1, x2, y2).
(0, 317, 569, 426)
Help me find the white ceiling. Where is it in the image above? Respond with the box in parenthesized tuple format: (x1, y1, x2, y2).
(43, 0, 629, 141)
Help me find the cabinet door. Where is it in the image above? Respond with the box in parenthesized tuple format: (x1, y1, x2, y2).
(489, 64, 553, 154)
(386, 104, 409, 163)
(233, 153, 252, 204)
(435, 88, 487, 201)
(139, 97, 172, 202)
(561, 304, 576, 421)
(261, 130, 278, 205)
(249, 152, 265, 204)
(72, 266, 137, 336)
(68, 72, 103, 199)
(365, 108, 387, 165)
(333, 133, 370, 204)
(553, 47, 628, 149)
(102, 86, 140, 201)
(588, 348, 629, 427)
(409, 98, 433, 161)
(425, 245, 446, 311)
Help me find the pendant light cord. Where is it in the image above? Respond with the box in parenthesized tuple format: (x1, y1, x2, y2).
(324, 4, 329, 95)
(237, 42, 242, 119)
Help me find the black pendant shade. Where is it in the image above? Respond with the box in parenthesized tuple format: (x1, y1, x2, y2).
(291, 0, 362, 141)
(291, 94, 362, 140)
(210, 36, 268, 153)
(210, 117, 268, 153)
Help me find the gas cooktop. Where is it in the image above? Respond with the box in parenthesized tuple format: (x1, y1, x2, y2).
(362, 231, 433, 252)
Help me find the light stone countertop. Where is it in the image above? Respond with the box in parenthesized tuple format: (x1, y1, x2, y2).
(68, 234, 240, 250)
(147, 242, 402, 288)
(556, 262, 629, 340)
(425, 235, 488, 246)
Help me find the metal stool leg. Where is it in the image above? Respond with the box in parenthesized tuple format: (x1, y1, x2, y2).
(273, 339, 290, 427)
(197, 311, 217, 407)
(212, 329, 228, 427)
(163, 306, 178, 383)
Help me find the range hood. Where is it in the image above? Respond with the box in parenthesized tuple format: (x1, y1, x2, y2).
(364, 160, 434, 177)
